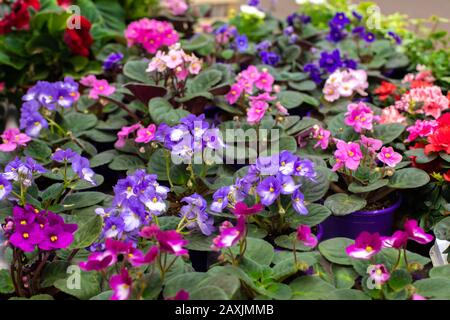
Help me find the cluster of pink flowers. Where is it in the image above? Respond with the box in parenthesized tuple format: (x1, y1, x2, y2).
(312, 125, 331, 150)
(115, 123, 157, 148)
(124, 18, 179, 54)
(344, 102, 380, 132)
(225, 66, 287, 125)
(80, 75, 115, 100)
(393, 86, 449, 119)
(402, 64, 436, 86)
(379, 105, 407, 125)
(323, 69, 368, 102)
(146, 43, 202, 81)
(332, 138, 402, 172)
(406, 119, 438, 142)
(0, 128, 31, 152)
(163, 0, 188, 16)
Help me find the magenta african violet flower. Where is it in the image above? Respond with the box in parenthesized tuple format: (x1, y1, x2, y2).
(125, 18, 179, 54)
(128, 246, 159, 267)
(232, 202, 263, 216)
(79, 251, 117, 271)
(115, 123, 142, 148)
(404, 219, 434, 244)
(166, 289, 190, 300)
(360, 135, 382, 153)
(247, 100, 268, 125)
(344, 102, 378, 132)
(110, 268, 132, 300)
(211, 216, 246, 251)
(9, 224, 43, 252)
(332, 140, 363, 171)
(381, 230, 409, 249)
(377, 146, 402, 167)
(296, 225, 317, 248)
(411, 294, 427, 300)
(135, 124, 157, 144)
(346, 231, 382, 259)
(157, 229, 189, 256)
(313, 126, 331, 150)
(0, 128, 31, 152)
(406, 119, 438, 142)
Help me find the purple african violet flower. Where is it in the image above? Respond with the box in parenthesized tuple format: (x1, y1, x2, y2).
(293, 159, 316, 179)
(180, 194, 215, 236)
(256, 176, 281, 206)
(292, 189, 308, 215)
(304, 63, 322, 84)
(363, 31, 376, 43)
(247, 0, 260, 6)
(235, 35, 249, 52)
(330, 12, 351, 28)
(326, 24, 347, 43)
(71, 154, 96, 185)
(343, 58, 358, 70)
(352, 11, 363, 21)
(12, 205, 36, 227)
(0, 176, 12, 201)
(278, 174, 298, 195)
(319, 49, 343, 73)
(51, 148, 78, 162)
(260, 51, 280, 66)
(255, 40, 271, 51)
(388, 31, 402, 45)
(19, 100, 48, 137)
(278, 150, 297, 175)
(211, 186, 231, 213)
(346, 231, 382, 259)
(103, 52, 124, 71)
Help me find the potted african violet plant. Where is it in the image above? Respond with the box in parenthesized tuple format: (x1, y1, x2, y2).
(305, 98, 431, 239)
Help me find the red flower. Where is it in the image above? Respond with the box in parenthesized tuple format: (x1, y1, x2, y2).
(57, 0, 72, 9)
(374, 81, 398, 101)
(438, 113, 450, 126)
(425, 114, 450, 155)
(63, 16, 93, 57)
(410, 80, 433, 89)
(444, 170, 450, 182)
(0, 0, 40, 35)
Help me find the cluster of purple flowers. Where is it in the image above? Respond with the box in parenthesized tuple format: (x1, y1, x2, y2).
(352, 26, 376, 43)
(93, 170, 169, 248)
(0, 157, 47, 201)
(19, 77, 79, 137)
(327, 12, 351, 43)
(234, 34, 249, 53)
(51, 148, 96, 185)
(211, 151, 316, 215)
(304, 49, 358, 84)
(4, 205, 77, 252)
(154, 114, 224, 163)
(286, 13, 311, 27)
(180, 193, 214, 236)
(254, 38, 280, 66)
(283, 26, 298, 44)
(103, 52, 124, 71)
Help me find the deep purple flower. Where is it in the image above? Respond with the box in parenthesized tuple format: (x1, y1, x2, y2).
(211, 186, 231, 212)
(247, 0, 260, 6)
(103, 216, 125, 239)
(103, 52, 124, 71)
(256, 176, 281, 206)
(330, 12, 351, 28)
(54, 77, 79, 108)
(319, 49, 343, 73)
(260, 51, 280, 66)
(352, 26, 365, 36)
(0, 176, 12, 201)
(343, 58, 358, 70)
(235, 35, 249, 52)
(363, 32, 376, 43)
(352, 11, 363, 21)
(292, 189, 308, 215)
(326, 24, 347, 43)
(284, 26, 294, 36)
(304, 63, 322, 84)
(388, 31, 402, 45)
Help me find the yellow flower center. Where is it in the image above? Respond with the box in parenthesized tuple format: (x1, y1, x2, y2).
(20, 220, 27, 225)
(281, 161, 286, 166)
(376, 269, 383, 275)
(269, 187, 274, 193)
(365, 246, 373, 252)
(34, 122, 41, 126)
(23, 233, 30, 239)
(385, 153, 391, 158)
(152, 197, 158, 203)
(217, 198, 223, 203)
(50, 235, 58, 242)
(348, 151, 354, 157)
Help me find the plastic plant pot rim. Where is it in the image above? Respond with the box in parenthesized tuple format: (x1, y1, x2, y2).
(349, 194, 402, 217)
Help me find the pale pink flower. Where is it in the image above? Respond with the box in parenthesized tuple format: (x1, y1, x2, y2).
(188, 60, 202, 75)
(313, 126, 331, 150)
(247, 100, 268, 125)
(394, 86, 449, 119)
(360, 135, 382, 153)
(80, 75, 97, 87)
(90, 79, 115, 99)
(164, 0, 189, 16)
(162, 49, 183, 69)
(0, 128, 31, 152)
(147, 51, 167, 73)
(275, 102, 289, 115)
(379, 105, 407, 125)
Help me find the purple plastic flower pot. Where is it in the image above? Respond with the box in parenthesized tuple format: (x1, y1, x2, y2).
(319, 195, 402, 241)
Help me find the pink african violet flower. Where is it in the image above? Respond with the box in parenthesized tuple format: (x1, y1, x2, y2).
(323, 69, 368, 102)
(360, 135, 382, 153)
(166, 289, 190, 300)
(344, 102, 378, 133)
(115, 123, 142, 148)
(367, 264, 390, 287)
(0, 128, 31, 152)
(128, 246, 159, 267)
(296, 225, 317, 248)
(110, 268, 132, 300)
(124, 19, 179, 54)
(406, 120, 438, 142)
(232, 202, 263, 216)
(404, 219, 434, 245)
(79, 250, 117, 271)
(247, 100, 268, 125)
(80, 75, 115, 100)
(135, 124, 156, 144)
(9, 224, 44, 252)
(156, 229, 189, 256)
(377, 146, 402, 167)
(332, 140, 363, 171)
(164, 0, 189, 16)
(394, 86, 449, 119)
(313, 126, 331, 150)
(402, 65, 435, 85)
(381, 230, 409, 249)
(411, 294, 427, 300)
(211, 216, 246, 251)
(346, 231, 382, 260)
(379, 106, 407, 125)
(255, 69, 274, 92)
(0, 82, 4, 92)
(163, 48, 184, 69)
(275, 102, 289, 115)
(226, 84, 243, 104)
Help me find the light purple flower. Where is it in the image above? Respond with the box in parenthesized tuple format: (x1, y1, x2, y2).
(292, 189, 308, 215)
(211, 186, 231, 212)
(256, 176, 281, 206)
